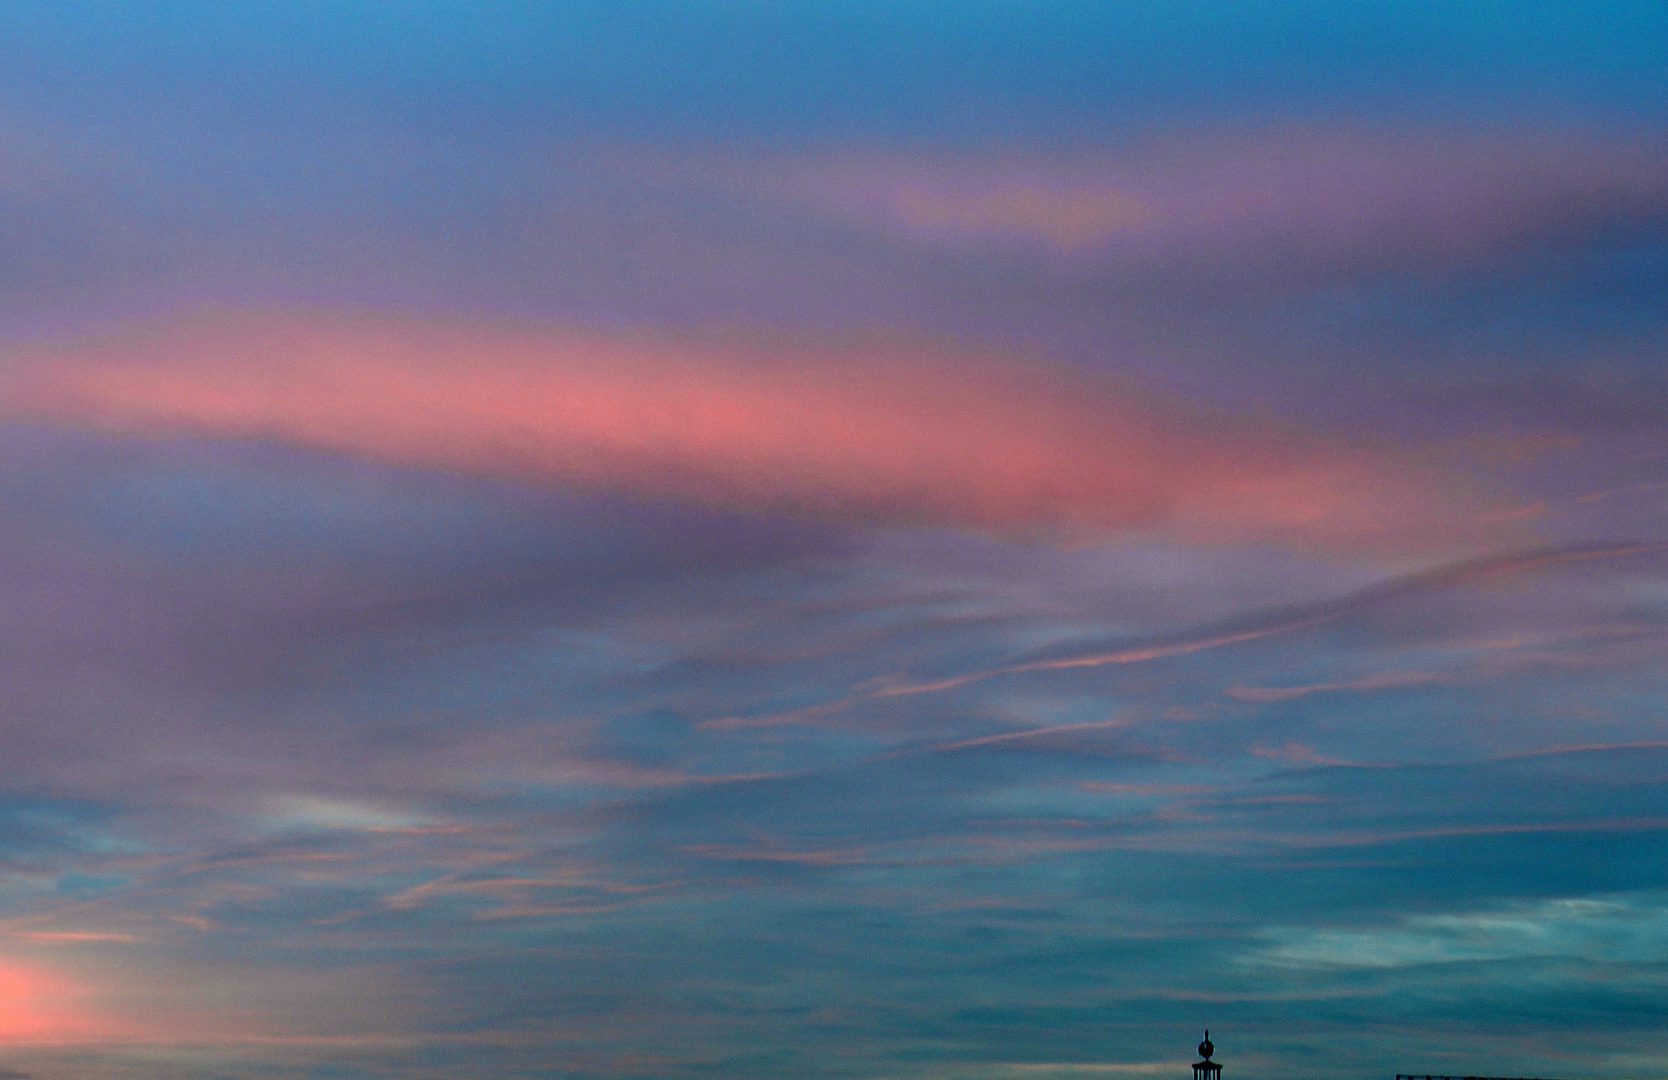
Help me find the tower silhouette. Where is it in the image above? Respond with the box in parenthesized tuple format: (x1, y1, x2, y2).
(1193, 1031, 1221, 1080)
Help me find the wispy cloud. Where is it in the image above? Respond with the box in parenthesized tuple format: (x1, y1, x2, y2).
(714, 542, 1667, 727)
(1249, 893, 1668, 969)
(1227, 670, 1450, 702)
(0, 310, 1496, 550)
(753, 126, 1668, 270)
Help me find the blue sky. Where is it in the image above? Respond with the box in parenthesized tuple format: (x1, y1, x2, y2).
(0, 3, 1665, 1078)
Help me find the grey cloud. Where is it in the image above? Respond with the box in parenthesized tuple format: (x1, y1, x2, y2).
(1249, 891, 1668, 969)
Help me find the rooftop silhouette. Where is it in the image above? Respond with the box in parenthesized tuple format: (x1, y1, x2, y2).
(1194, 1031, 1221, 1080)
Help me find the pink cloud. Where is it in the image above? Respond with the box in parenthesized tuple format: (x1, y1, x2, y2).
(0, 309, 1497, 549)
(748, 126, 1668, 267)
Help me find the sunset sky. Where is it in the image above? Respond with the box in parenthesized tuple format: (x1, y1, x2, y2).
(0, 3, 1667, 1078)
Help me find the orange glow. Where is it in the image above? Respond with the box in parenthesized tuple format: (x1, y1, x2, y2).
(0, 958, 109, 1043)
(0, 310, 1492, 551)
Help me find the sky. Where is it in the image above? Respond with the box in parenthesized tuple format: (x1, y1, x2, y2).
(0, 2, 1666, 1078)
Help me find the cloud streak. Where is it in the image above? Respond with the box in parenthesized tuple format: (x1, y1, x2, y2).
(757, 126, 1668, 272)
(716, 541, 1668, 727)
(0, 309, 1491, 550)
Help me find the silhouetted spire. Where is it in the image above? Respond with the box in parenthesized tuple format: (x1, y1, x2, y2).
(1193, 1030, 1221, 1080)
